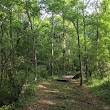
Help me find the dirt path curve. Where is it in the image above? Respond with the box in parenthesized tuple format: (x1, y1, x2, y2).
(21, 79, 110, 110)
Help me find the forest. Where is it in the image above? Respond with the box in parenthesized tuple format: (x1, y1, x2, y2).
(0, 0, 110, 110)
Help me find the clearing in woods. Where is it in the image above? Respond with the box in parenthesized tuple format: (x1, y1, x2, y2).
(21, 79, 110, 110)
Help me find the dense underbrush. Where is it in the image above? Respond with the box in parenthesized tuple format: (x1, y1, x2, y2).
(0, 83, 37, 110)
(86, 72, 110, 105)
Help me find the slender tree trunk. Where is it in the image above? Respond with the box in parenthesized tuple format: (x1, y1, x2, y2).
(0, 22, 3, 89)
(51, 12, 54, 76)
(8, 10, 16, 88)
(62, 15, 66, 73)
(26, 2, 37, 80)
(76, 9, 83, 86)
(83, 0, 88, 78)
(96, 24, 99, 73)
(95, 1, 99, 74)
(9, 10, 14, 67)
(32, 22, 37, 81)
(68, 49, 71, 71)
(73, 15, 83, 85)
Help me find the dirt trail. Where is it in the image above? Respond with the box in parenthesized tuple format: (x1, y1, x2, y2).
(21, 79, 110, 110)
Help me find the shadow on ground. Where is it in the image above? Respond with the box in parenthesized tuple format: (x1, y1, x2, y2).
(21, 79, 110, 110)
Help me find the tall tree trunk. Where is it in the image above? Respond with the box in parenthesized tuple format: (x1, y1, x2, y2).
(9, 10, 17, 92)
(9, 10, 14, 67)
(0, 22, 3, 89)
(33, 19, 37, 81)
(76, 9, 83, 86)
(96, 24, 99, 73)
(26, 2, 37, 80)
(50, 12, 54, 76)
(83, 0, 88, 79)
(62, 15, 66, 73)
(68, 49, 71, 71)
(95, 0, 99, 74)
(73, 12, 83, 85)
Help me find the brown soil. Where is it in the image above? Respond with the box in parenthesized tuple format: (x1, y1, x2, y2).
(21, 79, 110, 110)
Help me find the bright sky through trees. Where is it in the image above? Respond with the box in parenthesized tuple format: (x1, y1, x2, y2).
(40, 0, 101, 19)
(0, 0, 110, 109)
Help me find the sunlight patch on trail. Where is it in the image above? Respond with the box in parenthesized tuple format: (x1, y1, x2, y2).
(43, 89, 59, 93)
(37, 84, 47, 89)
(21, 80, 110, 110)
(41, 81, 50, 85)
(38, 100, 56, 105)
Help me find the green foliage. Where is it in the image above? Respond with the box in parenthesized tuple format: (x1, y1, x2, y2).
(14, 84, 37, 108)
(0, 83, 37, 109)
(0, 80, 20, 106)
(0, 104, 13, 110)
(37, 65, 48, 79)
(86, 72, 110, 104)
(0, 0, 110, 108)
(90, 81, 110, 105)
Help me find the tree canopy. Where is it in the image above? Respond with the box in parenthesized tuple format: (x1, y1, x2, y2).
(0, 0, 110, 108)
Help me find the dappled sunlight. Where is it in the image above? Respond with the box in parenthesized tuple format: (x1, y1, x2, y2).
(43, 89, 59, 93)
(21, 80, 110, 110)
(37, 84, 47, 89)
(41, 81, 50, 85)
(38, 100, 56, 105)
(69, 80, 80, 86)
(63, 75, 75, 78)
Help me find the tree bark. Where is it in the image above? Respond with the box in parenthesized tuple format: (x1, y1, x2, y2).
(95, 0, 99, 74)
(50, 12, 54, 76)
(8, 9, 18, 92)
(26, 2, 38, 80)
(83, 0, 88, 79)
(62, 15, 66, 73)
(76, 9, 83, 86)
(9, 10, 14, 67)
(0, 22, 3, 89)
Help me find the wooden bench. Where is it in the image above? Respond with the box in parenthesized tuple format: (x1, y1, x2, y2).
(57, 71, 80, 82)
